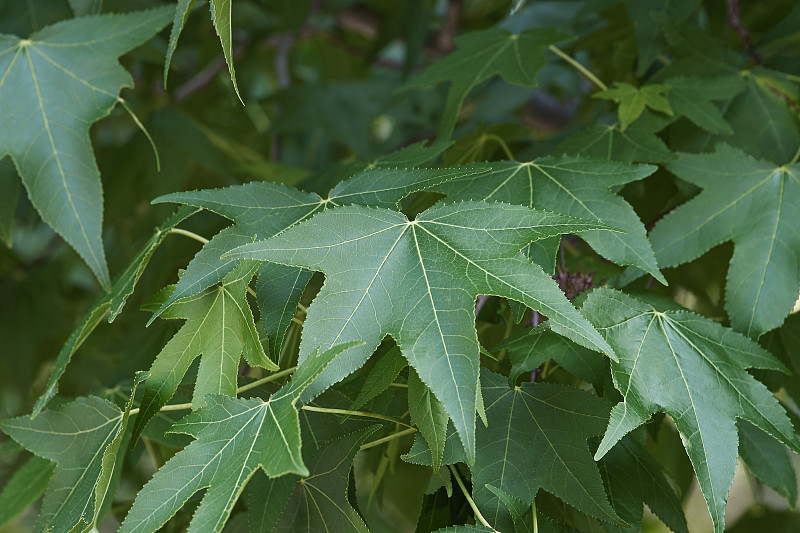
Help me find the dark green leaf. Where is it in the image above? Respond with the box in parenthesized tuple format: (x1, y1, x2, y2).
(738, 419, 797, 504)
(0, 455, 54, 529)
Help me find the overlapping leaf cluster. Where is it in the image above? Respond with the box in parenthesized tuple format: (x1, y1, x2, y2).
(2, 1, 800, 533)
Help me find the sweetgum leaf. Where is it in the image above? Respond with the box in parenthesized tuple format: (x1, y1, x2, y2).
(403, 27, 571, 140)
(225, 201, 618, 462)
(32, 206, 199, 415)
(0, 373, 144, 533)
(737, 420, 797, 504)
(593, 82, 673, 131)
(0, 6, 172, 289)
(151, 165, 487, 353)
(472, 370, 621, 531)
(650, 144, 800, 337)
(434, 157, 664, 282)
(581, 289, 800, 533)
(663, 76, 745, 135)
(409, 368, 450, 472)
(132, 260, 276, 443)
(0, 455, 54, 529)
(120, 342, 362, 533)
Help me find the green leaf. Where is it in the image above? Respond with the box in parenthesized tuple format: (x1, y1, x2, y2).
(225, 201, 617, 462)
(0, 455, 54, 529)
(650, 144, 800, 337)
(0, 387, 141, 533)
(132, 260, 276, 443)
(737, 419, 797, 504)
(403, 420, 467, 468)
(597, 436, 688, 533)
(270, 425, 379, 532)
(472, 370, 621, 531)
(349, 345, 407, 411)
(485, 484, 534, 533)
(151, 166, 485, 324)
(498, 324, 607, 387)
(409, 368, 450, 472)
(432, 527, 495, 533)
(560, 110, 676, 163)
(0, 6, 173, 289)
(434, 157, 664, 282)
(0, 158, 19, 247)
(68, 0, 102, 16)
(120, 341, 362, 533)
(594, 82, 673, 131)
(581, 289, 800, 533)
(663, 76, 745, 135)
(32, 206, 199, 415)
(403, 27, 571, 140)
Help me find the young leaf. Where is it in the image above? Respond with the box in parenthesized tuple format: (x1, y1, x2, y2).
(409, 368, 450, 472)
(650, 144, 800, 337)
(225, 201, 618, 462)
(0, 372, 143, 533)
(120, 341, 362, 533)
(472, 370, 621, 531)
(597, 436, 688, 533)
(32, 206, 199, 415)
(349, 346, 407, 411)
(581, 289, 800, 533)
(132, 260, 275, 443)
(434, 157, 664, 282)
(593, 82, 673, 131)
(0, 6, 172, 289)
(403, 27, 571, 140)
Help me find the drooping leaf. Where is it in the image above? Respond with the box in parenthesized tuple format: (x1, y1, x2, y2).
(120, 341, 362, 533)
(581, 289, 800, 533)
(0, 372, 144, 533)
(663, 76, 745, 135)
(560, 110, 676, 163)
(649, 144, 800, 337)
(403, 420, 467, 468)
(593, 82, 673, 131)
(350, 345, 407, 411)
(737, 419, 797, 504)
(497, 324, 606, 388)
(0, 6, 173, 289)
(434, 157, 664, 282)
(32, 206, 199, 415)
(409, 368, 450, 472)
(472, 370, 621, 532)
(225, 201, 617, 462)
(0, 455, 54, 529)
(403, 27, 571, 140)
(151, 165, 486, 336)
(597, 436, 688, 533)
(164, 0, 197, 87)
(132, 260, 276, 443)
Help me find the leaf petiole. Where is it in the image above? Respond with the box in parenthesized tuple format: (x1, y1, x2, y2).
(449, 464, 499, 532)
(547, 45, 607, 91)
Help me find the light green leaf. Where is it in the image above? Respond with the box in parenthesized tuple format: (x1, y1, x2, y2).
(663, 75, 745, 135)
(0, 6, 173, 289)
(132, 260, 275, 443)
(594, 82, 673, 132)
(409, 368, 450, 472)
(32, 206, 199, 415)
(472, 370, 621, 531)
(597, 436, 688, 533)
(151, 166, 486, 323)
(0, 455, 54, 529)
(270, 425, 378, 532)
(120, 341, 362, 533)
(738, 420, 797, 504)
(403, 27, 571, 140)
(650, 144, 800, 337)
(582, 289, 800, 533)
(434, 157, 664, 282)
(0, 394, 132, 533)
(225, 201, 617, 462)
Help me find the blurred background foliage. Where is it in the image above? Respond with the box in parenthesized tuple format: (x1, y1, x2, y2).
(2, 0, 800, 531)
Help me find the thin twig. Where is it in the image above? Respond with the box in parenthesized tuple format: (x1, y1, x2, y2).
(359, 427, 417, 451)
(547, 45, 607, 91)
(237, 366, 297, 394)
(449, 465, 499, 532)
(168, 228, 210, 244)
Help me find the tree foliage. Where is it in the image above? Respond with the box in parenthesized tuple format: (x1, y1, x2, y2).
(1, 1, 800, 532)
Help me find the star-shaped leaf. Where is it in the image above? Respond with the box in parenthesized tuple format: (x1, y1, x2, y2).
(581, 289, 800, 533)
(662, 76, 745, 135)
(649, 144, 800, 337)
(0, 373, 144, 533)
(472, 370, 621, 531)
(132, 260, 276, 443)
(0, 7, 172, 289)
(594, 82, 673, 132)
(119, 341, 361, 533)
(225, 201, 617, 464)
(403, 27, 571, 140)
(152, 165, 485, 357)
(434, 157, 664, 282)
